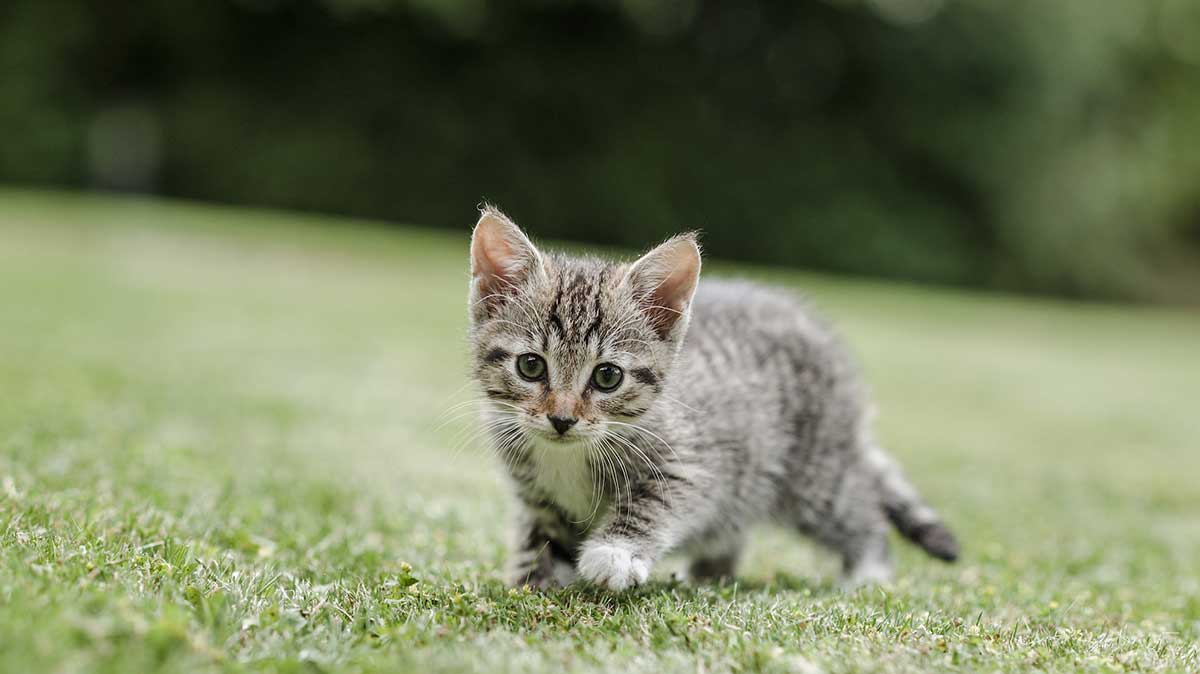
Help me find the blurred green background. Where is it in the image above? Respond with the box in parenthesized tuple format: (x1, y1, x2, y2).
(2, 0, 1199, 300)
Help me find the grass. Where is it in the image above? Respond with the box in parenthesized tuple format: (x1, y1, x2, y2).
(1, 188, 1198, 673)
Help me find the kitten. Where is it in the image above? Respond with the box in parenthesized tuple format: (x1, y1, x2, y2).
(466, 206, 958, 590)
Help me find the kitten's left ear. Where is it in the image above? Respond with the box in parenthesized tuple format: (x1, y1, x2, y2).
(469, 205, 544, 321)
(625, 233, 702, 340)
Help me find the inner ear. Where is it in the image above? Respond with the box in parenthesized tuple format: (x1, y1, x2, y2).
(469, 206, 542, 319)
(626, 234, 701, 339)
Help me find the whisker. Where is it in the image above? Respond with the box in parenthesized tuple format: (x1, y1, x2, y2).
(492, 276, 546, 330)
(436, 397, 524, 424)
(573, 435, 609, 527)
(594, 435, 625, 525)
(604, 430, 674, 510)
(599, 434, 632, 520)
(446, 417, 521, 464)
(605, 420, 681, 465)
(656, 395, 703, 414)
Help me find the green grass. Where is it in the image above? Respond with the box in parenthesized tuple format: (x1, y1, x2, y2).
(1, 188, 1198, 673)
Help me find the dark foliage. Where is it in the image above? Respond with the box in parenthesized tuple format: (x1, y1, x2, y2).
(2, 0, 1197, 299)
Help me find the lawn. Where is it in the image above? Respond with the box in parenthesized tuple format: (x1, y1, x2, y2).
(1, 189, 1197, 673)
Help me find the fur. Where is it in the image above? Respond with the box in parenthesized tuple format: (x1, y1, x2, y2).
(465, 205, 958, 590)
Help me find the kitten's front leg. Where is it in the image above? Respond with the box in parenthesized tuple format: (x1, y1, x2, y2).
(576, 538, 651, 591)
(577, 472, 705, 591)
(508, 502, 578, 589)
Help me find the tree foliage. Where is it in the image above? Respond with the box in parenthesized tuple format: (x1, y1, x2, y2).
(1, 0, 1197, 299)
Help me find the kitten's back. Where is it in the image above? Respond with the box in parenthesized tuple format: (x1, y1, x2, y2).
(671, 277, 958, 565)
(676, 278, 863, 432)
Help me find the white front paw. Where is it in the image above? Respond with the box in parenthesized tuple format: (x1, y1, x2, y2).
(577, 541, 650, 591)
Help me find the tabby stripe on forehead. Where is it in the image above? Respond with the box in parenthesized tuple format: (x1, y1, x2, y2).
(583, 290, 603, 343)
(549, 312, 566, 338)
(548, 286, 566, 338)
(567, 270, 587, 295)
(569, 273, 590, 314)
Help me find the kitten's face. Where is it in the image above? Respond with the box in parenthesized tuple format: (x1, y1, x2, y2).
(466, 207, 700, 451)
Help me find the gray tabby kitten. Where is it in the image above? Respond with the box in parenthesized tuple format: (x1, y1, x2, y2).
(467, 206, 958, 590)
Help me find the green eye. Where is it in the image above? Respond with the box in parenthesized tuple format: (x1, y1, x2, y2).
(591, 363, 623, 392)
(516, 353, 547, 381)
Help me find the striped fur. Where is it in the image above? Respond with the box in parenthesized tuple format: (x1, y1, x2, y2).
(466, 206, 958, 590)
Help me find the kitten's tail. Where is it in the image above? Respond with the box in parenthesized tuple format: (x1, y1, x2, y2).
(867, 446, 960, 562)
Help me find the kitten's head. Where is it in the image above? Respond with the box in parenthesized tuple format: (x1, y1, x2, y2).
(467, 205, 700, 449)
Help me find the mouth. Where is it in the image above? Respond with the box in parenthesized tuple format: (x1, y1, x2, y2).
(526, 426, 586, 445)
(536, 429, 573, 441)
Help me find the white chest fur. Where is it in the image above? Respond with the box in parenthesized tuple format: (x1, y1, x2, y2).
(527, 438, 601, 523)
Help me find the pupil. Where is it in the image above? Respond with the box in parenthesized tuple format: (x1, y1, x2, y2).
(518, 355, 543, 379)
(595, 365, 620, 389)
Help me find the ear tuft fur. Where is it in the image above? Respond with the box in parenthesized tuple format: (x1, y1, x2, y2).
(625, 232, 702, 340)
(469, 205, 543, 321)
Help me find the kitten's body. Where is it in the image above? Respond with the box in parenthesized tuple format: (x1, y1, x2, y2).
(467, 207, 957, 590)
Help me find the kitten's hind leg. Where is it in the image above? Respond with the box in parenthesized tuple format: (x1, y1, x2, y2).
(840, 529, 893, 588)
(789, 465, 894, 587)
(688, 547, 742, 583)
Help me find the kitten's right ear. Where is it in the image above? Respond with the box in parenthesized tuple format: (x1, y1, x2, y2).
(469, 205, 543, 321)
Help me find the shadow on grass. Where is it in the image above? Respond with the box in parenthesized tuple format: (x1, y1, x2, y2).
(477, 571, 838, 611)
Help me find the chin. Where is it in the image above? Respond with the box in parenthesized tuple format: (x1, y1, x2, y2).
(525, 429, 590, 450)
